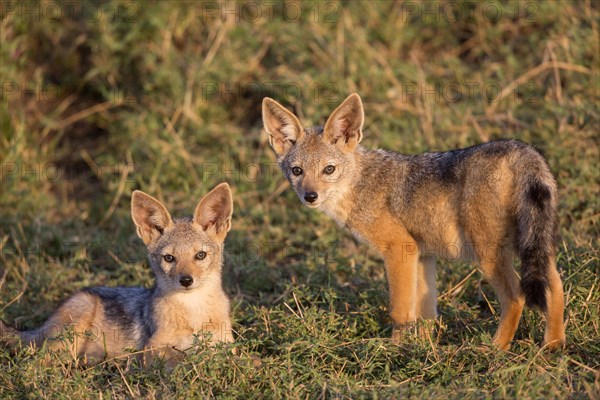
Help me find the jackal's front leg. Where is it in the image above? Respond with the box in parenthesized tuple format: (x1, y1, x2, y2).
(416, 255, 438, 319)
(384, 241, 420, 343)
(415, 255, 438, 340)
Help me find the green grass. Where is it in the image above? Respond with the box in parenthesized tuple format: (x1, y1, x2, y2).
(1, 1, 598, 398)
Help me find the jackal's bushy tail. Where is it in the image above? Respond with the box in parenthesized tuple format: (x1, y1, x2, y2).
(516, 174, 558, 312)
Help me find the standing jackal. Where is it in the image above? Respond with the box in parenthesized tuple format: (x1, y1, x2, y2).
(0, 183, 235, 364)
(263, 93, 566, 350)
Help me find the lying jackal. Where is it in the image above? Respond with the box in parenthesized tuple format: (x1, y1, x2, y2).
(1, 183, 235, 364)
(263, 93, 566, 350)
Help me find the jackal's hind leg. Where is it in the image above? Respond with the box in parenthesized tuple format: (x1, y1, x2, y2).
(19, 292, 102, 359)
(542, 260, 566, 349)
(480, 247, 525, 350)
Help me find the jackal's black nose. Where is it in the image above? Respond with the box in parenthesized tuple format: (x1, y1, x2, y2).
(304, 192, 318, 203)
(179, 275, 193, 287)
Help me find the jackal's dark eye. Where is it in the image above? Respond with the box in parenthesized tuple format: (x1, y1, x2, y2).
(163, 254, 175, 263)
(323, 165, 336, 175)
(195, 251, 207, 260)
(291, 166, 303, 176)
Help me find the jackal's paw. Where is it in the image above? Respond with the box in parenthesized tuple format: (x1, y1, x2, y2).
(542, 336, 566, 350)
(141, 346, 184, 370)
(416, 319, 438, 342)
(491, 336, 512, 351)
(392, 320, 439, 344)
(391, 322, 418, 344)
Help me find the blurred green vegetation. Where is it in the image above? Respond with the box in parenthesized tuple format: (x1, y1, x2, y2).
(0, 1, 598, 398)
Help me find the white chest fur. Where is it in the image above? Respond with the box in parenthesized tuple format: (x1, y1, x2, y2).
(153, 288, 231, 349)
(318, 186, 352, 226)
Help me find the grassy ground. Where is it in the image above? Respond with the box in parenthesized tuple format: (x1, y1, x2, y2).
(1, 1, 598, 398)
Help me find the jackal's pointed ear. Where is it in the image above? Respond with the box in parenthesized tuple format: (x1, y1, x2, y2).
(131, 191, 173, 245)
(193, 183, 233, 241)
(262, 97, 304, 156)
(323, 93, 364, 152)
